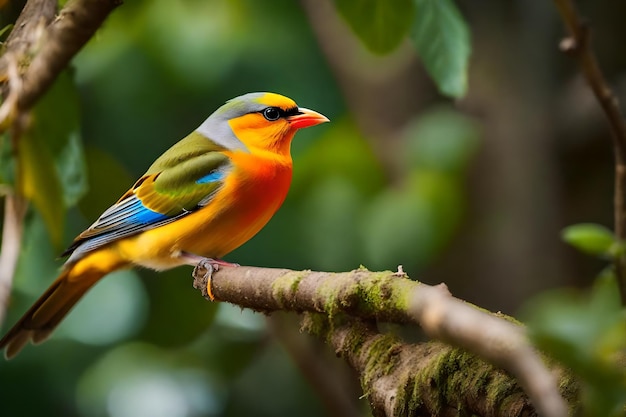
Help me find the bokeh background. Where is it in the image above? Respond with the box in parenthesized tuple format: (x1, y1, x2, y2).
(0, 0, 624, 416)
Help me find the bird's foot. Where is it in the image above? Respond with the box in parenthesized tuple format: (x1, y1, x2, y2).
(190, 256, 239, 301)
(206, 258, 240, 268)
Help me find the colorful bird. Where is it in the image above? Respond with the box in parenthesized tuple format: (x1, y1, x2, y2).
(0, 92, 329, 358)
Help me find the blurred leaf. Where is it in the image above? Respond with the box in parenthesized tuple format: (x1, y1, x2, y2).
(292, 119, 385, 199)
(59, 270, 149, 346)
(77, 343, 222, 417)
(142, 0, 243, 89)
(19, 70, 86, 246)
(404, 106, 481, 173)
(523, 274, 626, 416)
(300, 177, 364, 271)
(30, 70, 80, 156)
(189, 304, 267, 380)
(362, 185, 432, 270)
(562, 223, 619, 258)
(410, 0, 471, 98)
(412, 170, 463, 248)
(0, 131, 14, 184)
(362, 170, 463, 271)
(225, 340, 326, 417)
(56, 132, 89, 207)
(334, 0, 415, 54)
(79, 147, 133, 221)
(13, 212, 63, 297)
(18, 131, 64, 246)
(139, 268, 219, 348)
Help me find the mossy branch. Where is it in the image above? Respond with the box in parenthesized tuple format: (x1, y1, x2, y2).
(305, 316, 561, 417)
(193, 266, 574, 417)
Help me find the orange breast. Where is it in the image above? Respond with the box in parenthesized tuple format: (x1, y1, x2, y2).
(115, 150, 293, 268)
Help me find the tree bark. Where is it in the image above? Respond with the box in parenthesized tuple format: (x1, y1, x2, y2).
(193, 265, 575, 417)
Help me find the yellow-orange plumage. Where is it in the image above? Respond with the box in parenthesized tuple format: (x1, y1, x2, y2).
(0, 92, 328, 358)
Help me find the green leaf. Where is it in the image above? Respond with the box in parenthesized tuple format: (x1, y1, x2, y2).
(523, 274, 626, 416)
(410, 0, 471, 98)
(18, 131, 65, 246)
(300, 177, 364, 271)
(562, 223, 617, 258)
(404, 106, 481, 173)
(139, 269, 219, 347)
(30, 71, 80, 156)
(56, 132, 89, 207)
(361, 170, 463, 270)
(0, 131, 14, 185)
(76, 344, 218, 417)
(19, 70, 87, 246)
(291, 119, 386, 199)
(334, 0, 415, 54)
(79, 147, 133, 221)
(59, 269, 149, 346)
(0, 24, 13, 41)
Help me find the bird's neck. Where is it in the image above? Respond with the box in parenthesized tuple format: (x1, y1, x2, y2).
(235, 143, 293, 168)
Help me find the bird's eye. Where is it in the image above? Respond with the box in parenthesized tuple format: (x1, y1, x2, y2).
(262, 107, 281, 121)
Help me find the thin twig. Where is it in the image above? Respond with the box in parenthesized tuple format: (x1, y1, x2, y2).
(0, 52, 22, 128)
(193, 266, 571, 417)
(0, 194, 27, 329)
(553, 0, 626, 304)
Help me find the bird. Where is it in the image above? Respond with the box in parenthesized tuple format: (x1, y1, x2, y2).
(0, 92, 329, 359)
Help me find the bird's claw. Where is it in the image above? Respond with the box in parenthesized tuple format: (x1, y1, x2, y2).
(192, 260, 217, 300)
(191, 258, 240, 301)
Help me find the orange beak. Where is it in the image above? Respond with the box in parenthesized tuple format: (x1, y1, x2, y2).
(287, 107, 330, 129)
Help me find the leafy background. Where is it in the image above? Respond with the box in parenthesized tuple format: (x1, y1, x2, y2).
(1, 0, 626, 415)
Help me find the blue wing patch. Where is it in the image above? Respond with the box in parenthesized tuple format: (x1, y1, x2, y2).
(126, 200, 171, 224)
(62, 194, 182, 260)
(196, 170, 225, 184)
(91, 195, 171, 231)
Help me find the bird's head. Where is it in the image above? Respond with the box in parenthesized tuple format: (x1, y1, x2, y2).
(197, 92, 329, 155)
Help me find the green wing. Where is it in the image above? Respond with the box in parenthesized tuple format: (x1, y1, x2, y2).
(63, 132, 231, 258)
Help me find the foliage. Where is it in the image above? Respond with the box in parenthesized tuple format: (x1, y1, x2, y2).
(524, 274, 626, 417)
(334, 0, 415, 54)
(410, 0, 470, 98)
(335, 0, 471, 98)
(14, 70, 87, 246)
(1, 0, 625, 416)
(562, 223, 624, 259)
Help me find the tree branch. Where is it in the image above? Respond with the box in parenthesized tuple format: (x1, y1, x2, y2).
(193, 266, 573, 417)
(0, 0, 122, 121)
(553, 0, 626, 304)
(0, 0, 57, 63)
(0, 194, 27, 329)
(307, 316, 552, 417)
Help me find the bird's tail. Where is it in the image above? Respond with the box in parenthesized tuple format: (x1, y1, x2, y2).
(0, 248, 128, 359)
